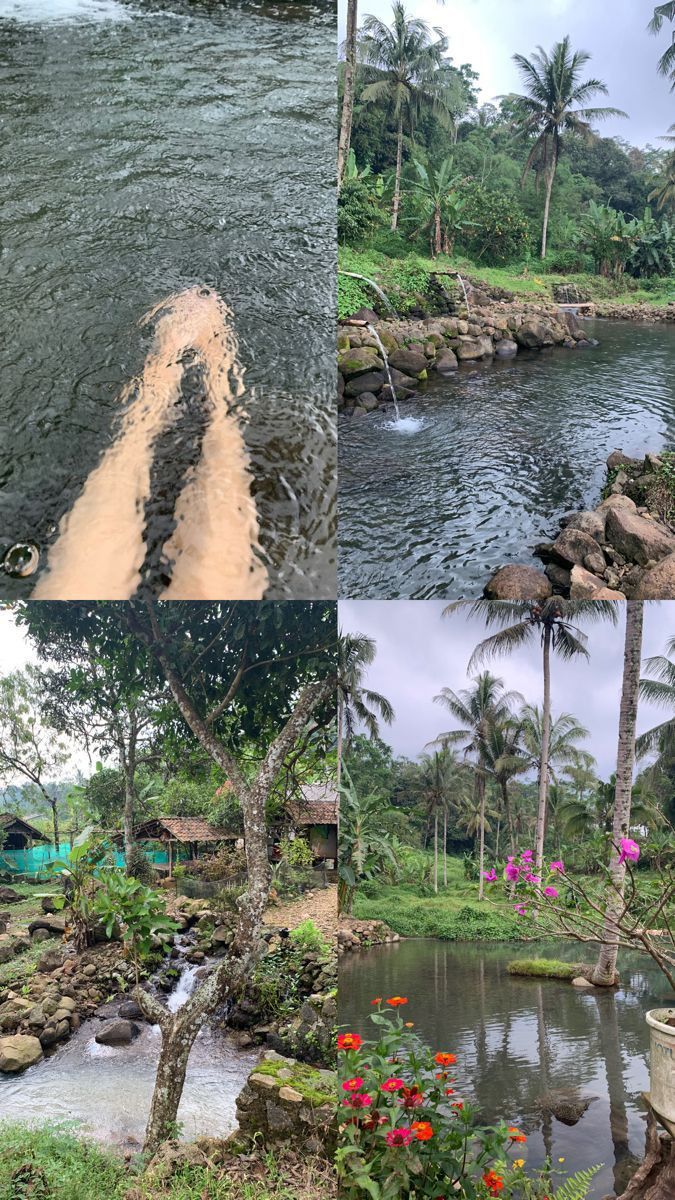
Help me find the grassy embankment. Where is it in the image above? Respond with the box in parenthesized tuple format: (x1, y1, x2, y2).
(338, 246, 675, 318)
(1, 881, 45, 989)
(0, 1126, 334, 1200)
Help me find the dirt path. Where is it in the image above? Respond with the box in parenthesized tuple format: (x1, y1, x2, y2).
(264, 884, 337, 942)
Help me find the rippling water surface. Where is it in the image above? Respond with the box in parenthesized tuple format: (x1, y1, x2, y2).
(338, 320, 675, 598)
(0, 0, 335, 597)
(340, 939, 668, 1199)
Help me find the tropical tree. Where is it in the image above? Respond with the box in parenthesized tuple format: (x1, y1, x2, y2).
(637, 634, 675, 764)
(480, 716, 528, 858)
(592, 602, 644, 986)
(445, 600, 619, 881)
(433, 673, 520, 898)
(505, 36, 627, 256)
(338, 0, 359, 188)
(338, 769, 398, 912)
(358, 2, 450, 231)
(519, 705, 591, 783)
(649, 151, 675, 211)
(649, 3, 675, 86)
(418, 747, 457, 890)
(407, 155, 467, 256)
(0, 668, 71, 848)
(577, 200, 641, 279)
(338, 631, 394, 786)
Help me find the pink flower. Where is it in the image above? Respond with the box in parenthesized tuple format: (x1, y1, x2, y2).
(618, 838, 640, 865)
(381, 1077, 404, 1093)
(505, 863, 520, 881)
(386, 1127, 413, 1147)
(514, 904, 528, 916)
(343, 1092, 373, 1109)
(543, 886, 558, 898)
(483, 869, 497, 882)
(549, 860, 565, 873)
(524, 873, 541, 884)
(520, 850, 533, 861)
(342, 1077, 365, 1092)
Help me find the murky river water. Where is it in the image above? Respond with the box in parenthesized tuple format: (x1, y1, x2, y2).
(338, 320, 675, 598)
(0, 0, 335, 598)
(340, 939, 670, 1199)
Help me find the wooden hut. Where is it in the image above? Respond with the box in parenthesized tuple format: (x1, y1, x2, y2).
(0, 813, 50, 849)
(288, 783, 338, 863)
(128, 816, 238, 877)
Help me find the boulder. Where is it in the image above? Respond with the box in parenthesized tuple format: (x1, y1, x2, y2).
(435, 351, 459, 374)
(0, 888, 20, 905)
(28, 915, 67, 937)
(545, 563, 571, 592)
(562, 510, 607, 542)
(337, 347, 383, 379)
(605, 507, 675, 567)
(551, 527, 604, 567)
(570, 565, 606, 599)
(95, 1019, 140, 1046)
(594, 587, 625, 599)
(118, 999, 145, 1021)
(606, 450, 642, 472)
(584, 551, 607, 577)
(37, 948, 64, 973)
(0, 1034, 43, 1073)
(349, 307, 379, 323)
(354, 392, 379, 413)
(484, 565, 552, 601)
(634, 552, 675, 599)
(456, 335, 494, 360)
(597, 493, 637, 516)
(344, 371, 386, 397)
(389, 348, 428, 378)
(515, 320, 555, 349)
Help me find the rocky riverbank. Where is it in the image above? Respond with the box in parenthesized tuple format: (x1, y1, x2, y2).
(594, 300, 675, 322)
(338, 299, 596, 417)
(484, 450, 675, 601)
(338, 917, 400, 954)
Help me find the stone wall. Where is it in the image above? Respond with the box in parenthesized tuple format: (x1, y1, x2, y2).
(338, 917, 399, 955)
(235, 1051, 336, 1157)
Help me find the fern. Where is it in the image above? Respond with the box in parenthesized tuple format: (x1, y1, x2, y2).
(555, 1164, 602, 1200)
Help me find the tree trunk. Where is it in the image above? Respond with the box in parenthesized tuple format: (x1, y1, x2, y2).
(50, 799, 59, 851)
(443, 805, 447, 887)
(502, 781, 516, 856)
(535, 628, 552, 878)
(337, 0, 358, 189)
(433, 813, 438, 894)
(337, 694, 344, 790)
(592, 601, 644, 986)
(477, 774, 486, 901)
(540, 153, 556, 259)
(391, 112, 403, 232)
(433, 206, 441, 257)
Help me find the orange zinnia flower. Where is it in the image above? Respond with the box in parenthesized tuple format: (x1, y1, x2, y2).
(386, 996, 408, 1007)
(482, 1170, 504, 1196)
(411, 1120, 434, 1141)
(434, 1052, 457, 1066)
(338, 1033, 362, 1052)
(371, 997, 382, 1006)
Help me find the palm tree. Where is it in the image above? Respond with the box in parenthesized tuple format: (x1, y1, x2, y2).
(338, 0, 359, 188)
(636, 634, 675, 765)
(592, 602, 644, 986)
(418, 747, 459, 890)
(337, 632, 394, 788)
(358, 2, 450, 231)
(649, 150, 675, 211)
(433, 672, 520, 899)
(506, 36, 627, 257)
(480, 716, 528, 858)
(445, 600, 619, 880)
(649, 4, 675, 87)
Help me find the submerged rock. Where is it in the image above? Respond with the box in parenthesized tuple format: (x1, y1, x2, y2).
(537, 1089, 596, 1126)
(95, 1019, 141, 1045)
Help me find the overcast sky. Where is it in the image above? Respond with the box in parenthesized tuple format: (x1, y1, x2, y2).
(339, 600, 675, 778)
(339, 0, 675, 147)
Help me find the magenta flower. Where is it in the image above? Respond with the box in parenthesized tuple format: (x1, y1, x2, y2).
(514, 904, 528, 916)
(543, 886, 558, 898)
(386, 1127, 413, 1147)
(549, 860, 565, 873)
(618, 838, 640, 865)
(483, 869, 497, 882)
(520, 850, 533, 861)
(524, 873, 541, 884)
(505, 863, 520, 881)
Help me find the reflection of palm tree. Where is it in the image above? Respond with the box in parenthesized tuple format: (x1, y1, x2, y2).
(338, 631, 394, 786)
(593, 990, 634, 1195)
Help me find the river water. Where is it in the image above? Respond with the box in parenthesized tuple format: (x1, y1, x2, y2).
(338, 319, 675, 598)
(0, 0, 335, 598)
(339, 939, 670, 1199)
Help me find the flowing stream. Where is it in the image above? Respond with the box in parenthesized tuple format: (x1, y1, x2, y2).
(0, 945, 258, 1147)
(0, 0, 335, 598)
(338, 318, 675, 598)
(340, 939, 669, 1200)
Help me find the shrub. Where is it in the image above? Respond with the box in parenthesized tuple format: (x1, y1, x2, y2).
(289, 918, 330, 956)
(457, 183, 531, 264)
(543, 248, 595, 275)
(338, 179, 385, 246)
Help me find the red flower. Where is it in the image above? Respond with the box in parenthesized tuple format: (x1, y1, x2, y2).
(434, 1052, 457, 1066)
(381, 1077, 405, 1093)
(411, 1120, 434, 1141)
(371, 997, 382, 1006)
(385, 1127, 413, 1147)
(342, 1092, 373, 1110)
(398, 1085, 424, 1109)
(482, 1170, 504, 1196)
(342, 1077, 364, 1092)
(508, 1126, 527, 1142)
(451, 1101, 464, 1111)
(386, 996, 408, 1007)
(338, 1033, 362, 1052)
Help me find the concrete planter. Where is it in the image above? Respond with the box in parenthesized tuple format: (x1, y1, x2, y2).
(646, 1008, 675, 1124)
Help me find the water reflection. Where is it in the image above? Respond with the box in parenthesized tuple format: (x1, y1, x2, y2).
(339, 940, 667, 1197)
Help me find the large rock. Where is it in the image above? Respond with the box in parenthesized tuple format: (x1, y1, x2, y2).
(634, 552, 675, 598)
(337, 347, 383, 379)
(388, 348, 428, 378)
(515, 320, 555, 349)
(435, 350, 459, 374)
(570, 565, 607, 599)
(28, 915, 66, 937)
(606, 450, 642, 472)
(484, 565, 552, 601)
(495, 339, 518, 357)
(597, 493, 637, 516)
(605, 507, 675, 566)
(344, 371, 386, 397)
(456, 335, 494, 360)
(0, 1034, 43, 1073)
(562, 510, 607, 542)
(0, 888, 21, 905)
(552, 527, 603, 567)
(95, 1019, 140, 1046)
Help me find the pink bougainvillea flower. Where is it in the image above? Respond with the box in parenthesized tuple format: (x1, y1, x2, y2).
(524, 873, 541, 884)
(618, 838, 640, 865)
(342, 1077, 364, 1092)
(514, 904, 528, 916)
(549, 860, 565, 873)
(381, 1077, 405, 1093)
(505, 863, 520, 881)
(483, 869, 498, 882)
(543, 886, 558, 898)
(385, 1127, 413, 1147)
(520, 850, 533, 861)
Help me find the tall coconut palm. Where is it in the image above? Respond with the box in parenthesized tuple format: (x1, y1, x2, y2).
(649, 147, 675, 211)
(636, 635, 675, 767)
(506, 36, 627, 257)
(358, 2, 450, 231)
(433, 672, 520, 899)
(444, 600, 619, 881)
(480, 716, 528, 858)
(418, 747, 459, 890)
(338, 0, 359, 188)
(337, 631, 394, 787)
(592, 602, 644, 986)
(649, 3, 675, 86)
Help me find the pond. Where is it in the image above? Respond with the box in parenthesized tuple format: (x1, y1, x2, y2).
(338, 319, 675, 598)
(339, 939, 671, 1199)
(0, 0, 335, 598)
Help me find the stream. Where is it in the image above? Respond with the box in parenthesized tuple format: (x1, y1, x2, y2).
(0, 946, 259, 1147)
(338, 319, 675, 598)
(0, 0, 336, 598)
(339, 939, 670, 1199)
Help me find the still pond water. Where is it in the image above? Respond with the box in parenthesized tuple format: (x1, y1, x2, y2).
(339, 319, 675, 598)
(0, 0, 335, 597)
(339, 939, 670, 1199)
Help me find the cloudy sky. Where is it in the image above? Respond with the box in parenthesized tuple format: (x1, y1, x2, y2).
(339, 600, 675, 778)
(339, 0, 675, 147)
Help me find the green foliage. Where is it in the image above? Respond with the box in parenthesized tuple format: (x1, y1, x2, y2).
(338, 179, 386, 247)
(83, 766, 125, 828)
(288, 918, 330, 955)
(506, 958, 580, 980)
(91, 872, 177, 975)
(339, 770, 399, 914)
(49, 839, 110, 952)
(279, 836, 314, 869)
(0, 1124, 126, 1200)
(458, 183, 531, 264)
(353, 883, 522, 941)
(126, 841, 154, 885)
(543, 248, 595, 275)
(553, 1166, 602, 1200)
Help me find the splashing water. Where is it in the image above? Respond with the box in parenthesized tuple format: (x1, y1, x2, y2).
(455, 272, 471, 320)
(366, 324, 400, 421)
(384, 416, 424, 434)
(339, 272, 398, 317)
(167, 962, 202, 1014)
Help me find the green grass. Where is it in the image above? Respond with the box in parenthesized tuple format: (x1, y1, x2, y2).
(353, 880, 523, 942)
(0, 940, 43, 990)
(507, 958, 582, 980)
(0, 1126, 334, 1200)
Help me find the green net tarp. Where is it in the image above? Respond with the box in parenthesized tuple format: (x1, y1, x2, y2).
(1, 841, 171, 878)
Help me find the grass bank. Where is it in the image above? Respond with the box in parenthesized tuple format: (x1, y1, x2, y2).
(507, 958, 582, 980)
(338, 246, 675, 318)
(353, 880, 523, 942)
(0, 1126, 335, 1200)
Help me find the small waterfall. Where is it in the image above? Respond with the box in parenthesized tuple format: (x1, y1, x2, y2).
(366, 324, 401, 421)
(455, 272, 471, 319)
(167, 961, 201, 1013)
(338, 271, 398, 317)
